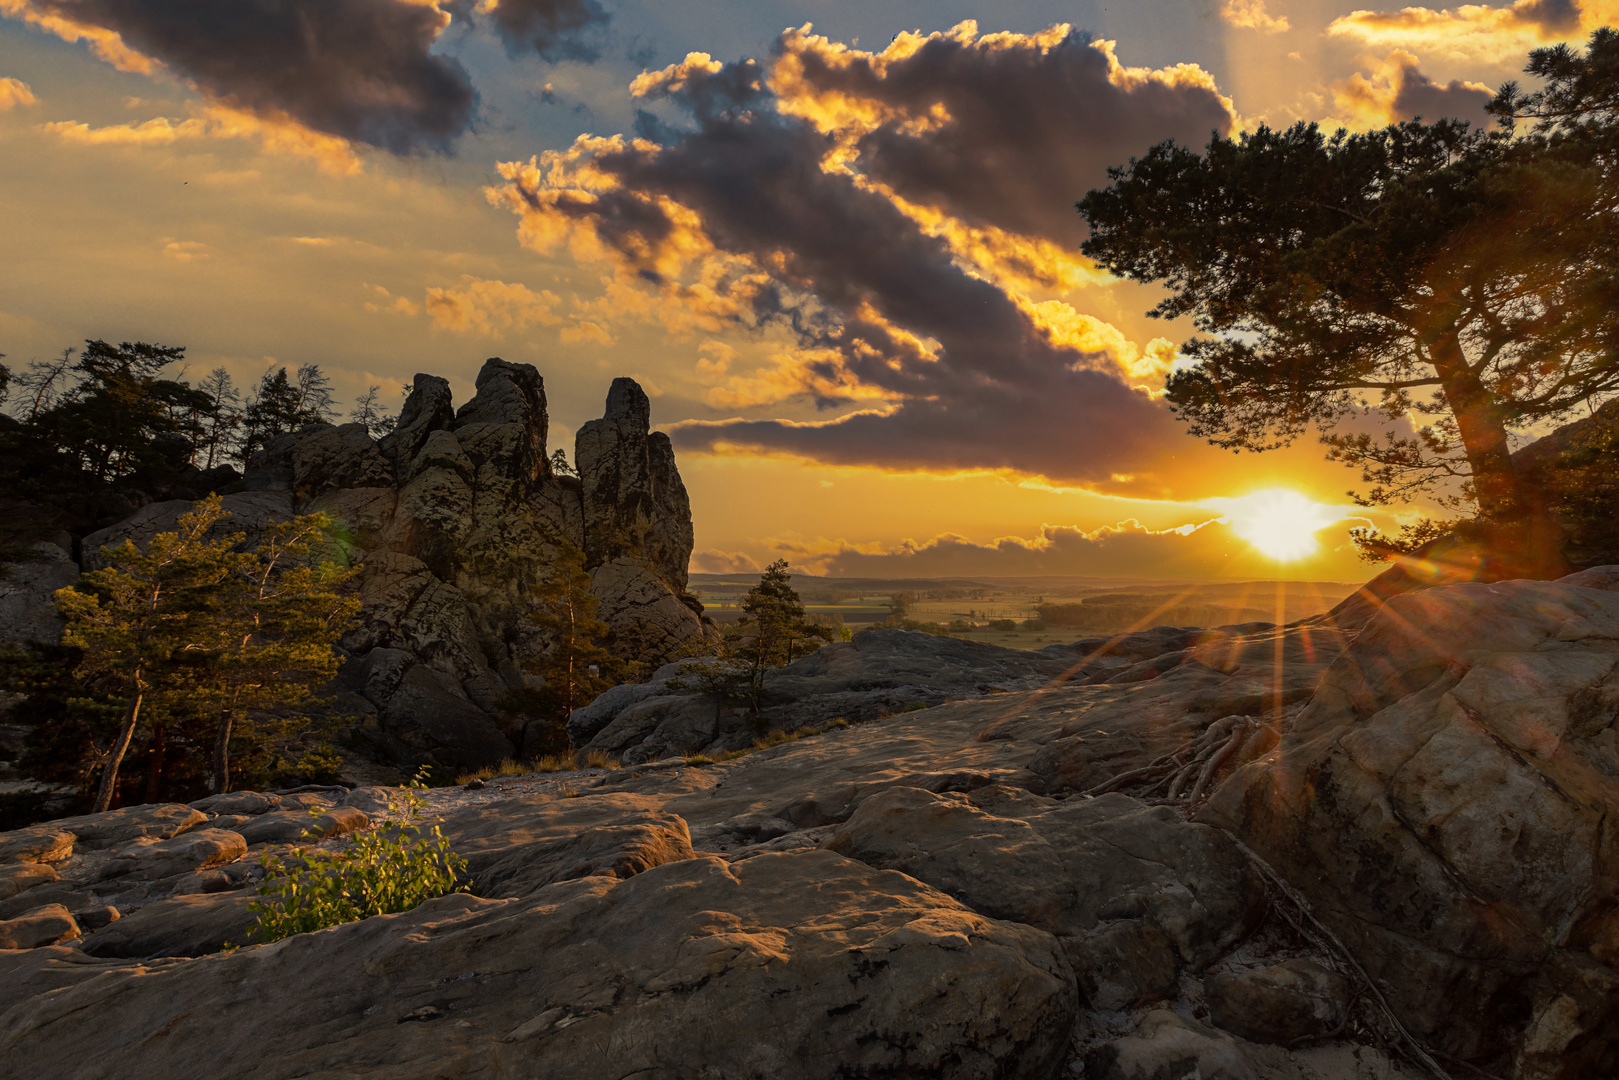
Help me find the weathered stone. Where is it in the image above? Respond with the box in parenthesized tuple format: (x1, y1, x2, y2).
(1086, 1009, 1258, 1080)
(0, 541, 78, 646)
(235, 807, 366, 847)
(289, 423, 393, 497)
(1205, 959, 1351, 1046)
(0, 904, 79, 949)
(0, 881, 94, 921)
(80, 492, 294, 571)
(78, 891, 254, 959)
(340, 785, 407, 817)
(1203, 576, 1619, 1067)
(826, 785, 1263, 1009)
(73, 905, 119, 931)
(0, 828, 72, 866)
(48, 804, 206, 850)
(190, 791, 279, 816)
(378, 373, 454, 469)
(378, 665, 514, 769)
(97, 828, 247, 881)
(5, 851, 1078, 1079)
(587, 556, 714, 681)
(0, 862, 57, 900)
(440, 793, 694, 898)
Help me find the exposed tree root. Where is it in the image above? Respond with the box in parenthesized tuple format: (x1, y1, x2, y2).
(1082, 713, 1263, 809)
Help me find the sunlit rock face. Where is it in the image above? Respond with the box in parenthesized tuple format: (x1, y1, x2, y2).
(68, 359, 717, 772)
(1202, 571, 1619, 1075)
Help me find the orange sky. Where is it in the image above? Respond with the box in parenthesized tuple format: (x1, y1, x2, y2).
(1, 0, 1604, 581)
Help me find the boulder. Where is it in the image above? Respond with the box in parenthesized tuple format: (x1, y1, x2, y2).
(78, 891, 255, 960)
(288, 423, 393, 498)
(3, 851, 1079, 1080)
(377, 665, 514, 769)
(0, 540, 79, 646)
(827, 785, 1264, 1009)
(1205, 959, 1351, 1045)
(1086, 1009, 1258, 1080)
(378, 373, 454, 468)
(1203, 574, 1619, 1070)
(439, 793, 694, 898)
(47, 804, 206, 850)
(0, 904, 79, 949)
(96, 829, 247, 882)
(80, 492, 294, 570)
(235, 807, 367, 847)
(189, 791, 279, 816)
(0, 862, 57, 900)
(0, 828, 72, 866)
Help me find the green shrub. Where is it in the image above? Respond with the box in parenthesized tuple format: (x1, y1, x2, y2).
(1021, 618, 1046, 631)
(988, 619, 1018, 632)
(246, 787, 468, 944)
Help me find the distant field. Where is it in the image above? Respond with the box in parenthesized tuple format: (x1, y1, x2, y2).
(688, 574, 1363, 651)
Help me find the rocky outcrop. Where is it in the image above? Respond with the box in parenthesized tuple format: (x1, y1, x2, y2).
(20, 360, 718, 774)
(1204, 571, 1619, 1076)
(3, 574, 1616, 1077)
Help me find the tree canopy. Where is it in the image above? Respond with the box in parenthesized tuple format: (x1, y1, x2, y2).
(1078, 31, 1619, 524)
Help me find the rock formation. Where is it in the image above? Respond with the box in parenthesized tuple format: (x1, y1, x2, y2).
(4, 571, 1619, 1076)
(1, 359, 717, 773)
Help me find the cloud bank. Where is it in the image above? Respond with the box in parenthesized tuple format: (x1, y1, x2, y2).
(489, 25, 1247, 496)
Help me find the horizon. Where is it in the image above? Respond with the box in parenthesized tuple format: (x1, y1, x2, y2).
(2, 0, 1601, 582)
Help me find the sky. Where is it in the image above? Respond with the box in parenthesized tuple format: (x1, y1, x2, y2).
(0, 0, 1604, 582)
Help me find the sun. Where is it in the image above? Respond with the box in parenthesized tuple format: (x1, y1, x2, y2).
(1222, 489, 1340, 562)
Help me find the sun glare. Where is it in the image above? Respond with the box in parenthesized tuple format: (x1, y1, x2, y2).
(1222, 489, 1340, 562)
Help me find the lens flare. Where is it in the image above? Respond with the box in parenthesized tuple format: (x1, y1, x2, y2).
(1222, 489, 1340, 561)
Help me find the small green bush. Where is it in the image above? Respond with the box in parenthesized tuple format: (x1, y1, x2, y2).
(246, 787, 468, 944)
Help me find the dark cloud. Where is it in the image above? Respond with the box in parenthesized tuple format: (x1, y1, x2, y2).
(484, 0, 609, 62)
(1391, 62, 1493, 126)
(28, 0, 476, 153)
(776, 26, 1238, 246)
(1516, 0, 1582, 34)
(498, 48, 1233, 493)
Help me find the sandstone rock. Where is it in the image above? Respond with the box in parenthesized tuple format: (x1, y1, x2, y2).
(379, 373, 454, 468)
(1203, 577, 1619, 1068)
(236, 807, 366, 847)
(579, 628, 1074, 762)
(0, 540, 79, 646)
(80, 492, 294, 571)
(4, 851, 1078, 1079)
(0, 862, 57, 900)
(273, 792, 336, 811)
(827, 785, 1263, 1009)
(0, 828, 73, 865)
(575, 377, 693, 590)
(1205, 959, 1351, 1046)
(587, 556, 713, 678)
(0, 947, 143, 1018)
(440, 793, 694, 898)
(289, 423, 393, 498)
(74, 905, 119, 931)
(0, 904, 80, 949)
(97, 828, 247, 881)
(377, 665, 514, 769)
(341, 785, 408, 817)
(47, 803, 206, 850)
(0, 881, 94, 921)
(78, 891, 254, 960)
(190, 791, 279, 816)
(303, 485, 397, 556)
(1086, 1009, 1258, 1080)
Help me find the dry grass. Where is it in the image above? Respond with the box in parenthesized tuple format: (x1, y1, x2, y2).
(683, 718, 852, 767)
(455, 750, 621, 785)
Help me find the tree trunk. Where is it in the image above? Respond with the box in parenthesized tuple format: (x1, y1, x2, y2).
(1432, 331, 1522, 519)
(143, 723, 166, 805)
(210, 710, 234, 795)
(93, 692, 143, 814)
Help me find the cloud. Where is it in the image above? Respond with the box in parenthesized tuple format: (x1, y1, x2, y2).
(476, 0, 608, 61)
(488, 27, 1245, 496)
(1328, 0, 1592, 63)
(1332, 50, 1494, 127)
(38, 104, 362, 174)
(1219, 0, 1291, 33)
(772, 22, 1239, 248)
(815, 518, 1360, 580)
(161, 239, 207, 260)
(3, 0, 476, 154)
(690, 548, 762, 574)
(421, 274, 561, 336)
(0, 76, 37, 109)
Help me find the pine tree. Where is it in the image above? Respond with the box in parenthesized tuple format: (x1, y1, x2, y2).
(521, 543, 622, 754)
(56, 498, 243, 811)
(349, 386, 396, 438)
(731, 560, 832, 712)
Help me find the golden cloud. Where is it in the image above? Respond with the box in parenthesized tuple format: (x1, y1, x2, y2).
(1330, 49, 1493, 128)
(0, 75, 37, 109)
(0, 0, 156, 73)
(37, 103, 360, 174)
(1220, 0, 1291, 33)
(161, 239, 207, 261)
(1328, 0, 1601, 63)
